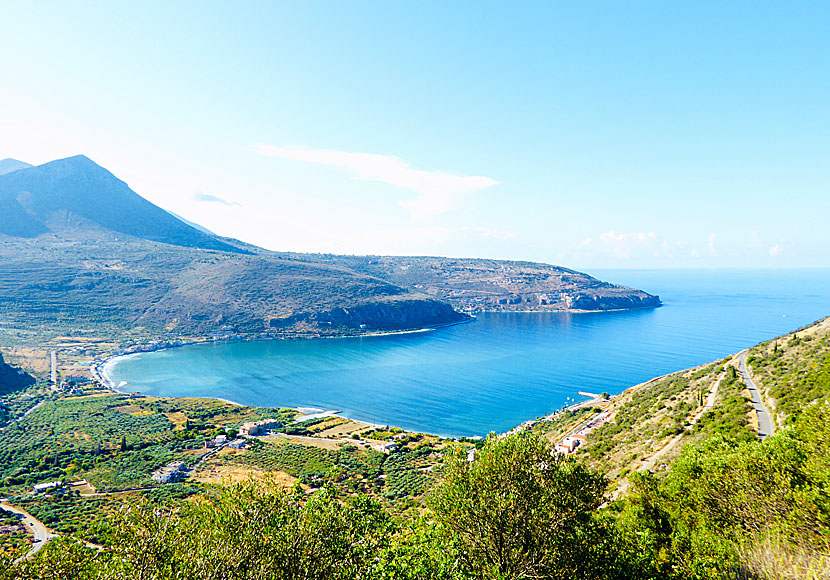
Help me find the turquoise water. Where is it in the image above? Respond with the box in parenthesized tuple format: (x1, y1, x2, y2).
(106, 269, 830, 437)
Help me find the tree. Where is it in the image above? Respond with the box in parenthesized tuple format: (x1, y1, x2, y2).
(430, 432, 610, 579)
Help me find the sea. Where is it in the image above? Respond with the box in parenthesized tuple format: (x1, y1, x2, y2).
(103, 269, 830, 438)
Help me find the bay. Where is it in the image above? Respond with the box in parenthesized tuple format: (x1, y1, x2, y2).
(104, 268, 830, 437)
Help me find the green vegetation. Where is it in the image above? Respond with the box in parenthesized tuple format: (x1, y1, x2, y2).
(749, 327, 830, 425)
(617, 401, 830, 578)
(691, 365, 755, 442)
(3, 320, 830, 579)
(431, 433, 619, 579)
(1, 435, 634, 580)
(225, 438, 439, 499)
(0, 507, 29, 562)
(0, 392, 294, 494)
(15, 493, 120, 545)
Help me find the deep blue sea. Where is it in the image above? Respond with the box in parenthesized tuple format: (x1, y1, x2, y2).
(105, 269, 830, 437)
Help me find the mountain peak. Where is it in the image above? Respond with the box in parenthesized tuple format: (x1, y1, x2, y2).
(0, 158, 33, 176)
(0, 155, 247, 253)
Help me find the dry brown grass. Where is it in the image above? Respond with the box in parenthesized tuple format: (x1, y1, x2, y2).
(736, 534, 830, 580)
(313, 418, 373, 438)
(193, 461, 300, 488)
(164, 411, 188, 430)
(260, 434, 344, 451)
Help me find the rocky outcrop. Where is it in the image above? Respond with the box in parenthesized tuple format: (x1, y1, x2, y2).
(314, 299, 469, 330)
(568, 293, 662, 311)
(267, 299, 469, 332)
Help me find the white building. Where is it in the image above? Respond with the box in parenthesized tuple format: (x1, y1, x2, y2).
(33, 481, 61, 493)
(151, 461, 187, 483)
(239, 419, 283, 436)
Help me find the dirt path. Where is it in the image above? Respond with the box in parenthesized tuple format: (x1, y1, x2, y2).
(612, 363, 728, 500)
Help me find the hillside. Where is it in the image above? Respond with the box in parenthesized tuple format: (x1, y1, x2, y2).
(0, 230, 467, 345)
(0, 353, 35, 396)
(304, 255, 661, 312)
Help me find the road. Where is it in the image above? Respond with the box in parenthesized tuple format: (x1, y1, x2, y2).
(738, 351, 775, 439)
(0, 501, 57, 563)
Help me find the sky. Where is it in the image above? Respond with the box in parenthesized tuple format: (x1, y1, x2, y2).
(1, 2, 829, 269)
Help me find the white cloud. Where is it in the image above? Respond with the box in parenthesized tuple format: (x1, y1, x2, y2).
(582, 230, 659, 259)
(769, 244, 783, 257)
(570, 230, 718, 263)
(461, 226, 518, 240)
(193, 191, 241, 206)
(252, 144, 498, 219)
(707, 233, 718, 256)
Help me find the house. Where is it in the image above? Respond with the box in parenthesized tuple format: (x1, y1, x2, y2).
(151, 461, 187, 483)
(227, 439, 245, 449)
(239, 419, 283, 437)
(466, 448, 477, 462)
(556, 437, 581, 454)
(374, 442, 397, 453)
(214, 434, 228, 445)
(33, 481, 62, 493)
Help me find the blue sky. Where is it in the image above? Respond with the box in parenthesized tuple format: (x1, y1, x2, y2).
(1, 2, 828, 269)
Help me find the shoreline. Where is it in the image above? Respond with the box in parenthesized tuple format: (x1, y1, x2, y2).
(94, 318, 473, 391)
(90, 306, 664, 439)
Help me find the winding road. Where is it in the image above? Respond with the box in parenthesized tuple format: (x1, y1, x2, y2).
(738, 351, 775, 440)
(0, 501, 56, 563)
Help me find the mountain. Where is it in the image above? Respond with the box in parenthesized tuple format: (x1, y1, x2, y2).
(0, 155, 658, 342)
(0, 155, 242, 252)
(0, 158, 33, 176)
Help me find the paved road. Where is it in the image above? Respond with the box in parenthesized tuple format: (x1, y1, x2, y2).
(0, 501, 57, 563)
(738, 351, 775, 439)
